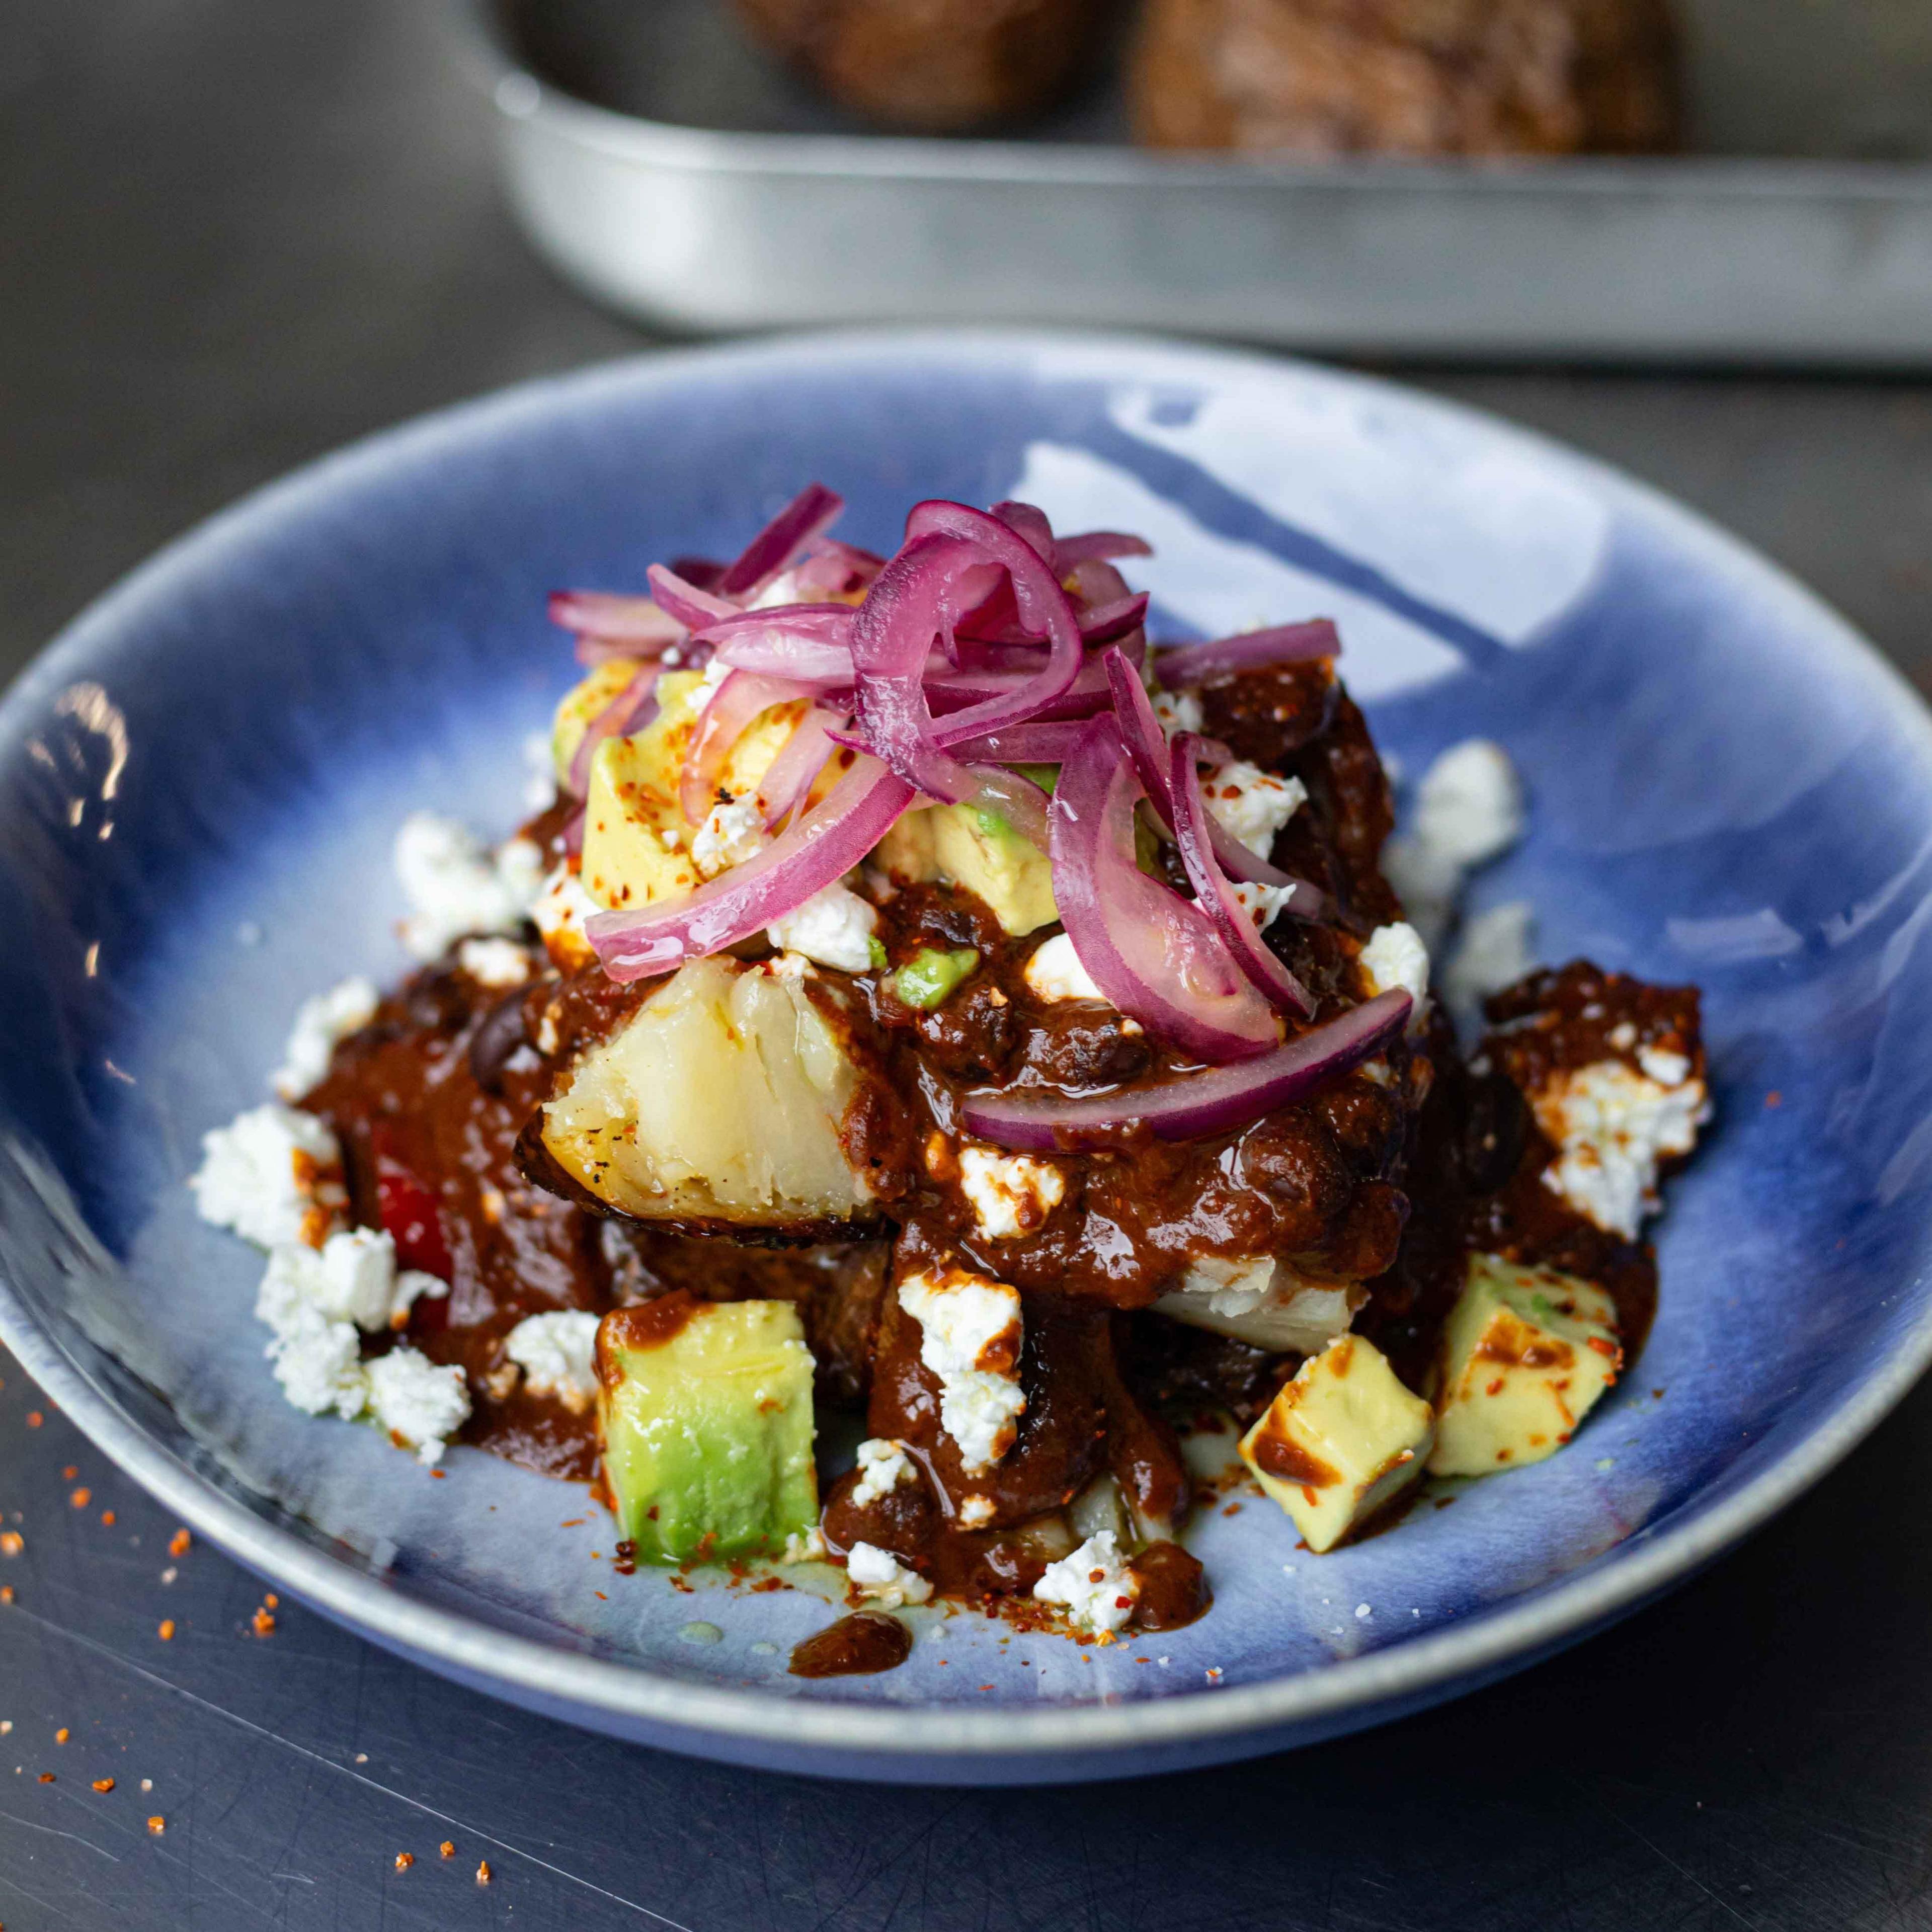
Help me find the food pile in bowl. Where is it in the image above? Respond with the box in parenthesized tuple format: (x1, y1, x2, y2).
(189, 486, 1708, 1669)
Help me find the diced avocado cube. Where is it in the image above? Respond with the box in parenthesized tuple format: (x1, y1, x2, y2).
(1239, 1336, 1433, 1553)
(581, 734, 701, 913)
(597, 1295, 819, 1564)
(577, 670, 812, 916)
(552, 658, 649, 786)
(891, 946, 980, 1010)
(1428, 1255, 1623, 1478)
(875, 802, 1058, 936)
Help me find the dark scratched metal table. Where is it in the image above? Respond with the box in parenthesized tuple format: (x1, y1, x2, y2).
(5, 4, 1932, 1927)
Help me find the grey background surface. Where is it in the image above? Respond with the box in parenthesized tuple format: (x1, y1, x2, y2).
(3, 3, 1932, 1927)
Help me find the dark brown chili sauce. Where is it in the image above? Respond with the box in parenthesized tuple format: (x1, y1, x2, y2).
(300, 657, 1703, 1617)
(788, 1611, 913, 1678)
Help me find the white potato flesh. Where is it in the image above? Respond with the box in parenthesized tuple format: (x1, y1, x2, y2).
(538, 956, 873, 1227)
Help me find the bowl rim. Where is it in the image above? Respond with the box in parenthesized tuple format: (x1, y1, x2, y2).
(6, 325, 1931, 1766)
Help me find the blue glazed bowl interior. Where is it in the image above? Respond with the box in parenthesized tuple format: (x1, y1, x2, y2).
(3, 333, 1931, 1779)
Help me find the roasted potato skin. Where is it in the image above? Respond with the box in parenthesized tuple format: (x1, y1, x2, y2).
(1129, 0, 1678, 156)
(733, 0, 1113, 132)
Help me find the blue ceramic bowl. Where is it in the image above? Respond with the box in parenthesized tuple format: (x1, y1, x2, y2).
(4, 332, 1930, 1785)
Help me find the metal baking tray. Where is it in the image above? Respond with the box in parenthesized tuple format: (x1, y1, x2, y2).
(460, 0, 1932, 365)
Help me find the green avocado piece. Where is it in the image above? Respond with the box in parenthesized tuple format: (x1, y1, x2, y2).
(874, 801, 1058, 936)
(596, 1295, 819, 1564)
(892, 946, 980, 1010)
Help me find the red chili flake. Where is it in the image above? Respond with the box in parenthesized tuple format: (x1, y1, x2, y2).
(559, 1519, 587, 1528)
(147, 1815, 165, 1833)
(25, 1411, 41, 1428)
(157, 1620, 175, 1641)
(0, 1587, 13, 1605)
(37, 1773, 53, 1784)
(54, 1729, 68, 1744)
(92, 1778, 114, 1793)
(61, 1467, 77, 1481)
(593, 1591, 607, 1601)
(475, 1860, 493, 1885)
(394, 1852, 414, 1871)
(68, 1488, 91, 1510)
(1764, 1089, 1783, 1109)
(168, 1530, 191, 1559)
(0, 1533, 20, 1558)
(252, 1608, 276, 1638)
(263, 1593, 278, 1609)
(439, 1841, 456, 1860)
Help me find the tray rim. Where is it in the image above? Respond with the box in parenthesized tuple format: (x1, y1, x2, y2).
(457, 0, 1932, 199)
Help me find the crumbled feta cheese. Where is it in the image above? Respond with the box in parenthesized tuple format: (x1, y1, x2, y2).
(781, 1526, 829, 1564)
(364, 1347, 472, 1466)
(765, 881, 877, 974)
(457, 936, 534, 989)
(1412, 740, 1524, 873)
(1151, 688, 1203, 738)
(265, 1305, 369, 1420)
(1534, 1058, 1711, 1240)
(1359, 921, 1430, 1031)
(1023, 931, 1109, 1004)
(1032, 1531, 1140, 1636)
(958, 1494, 996, 1528)
(1384, 740, 1526, 955)
(698, 653, 735, 694)
(1639, 1045, 1691, 1087)
(502, 1310, 600, 1414)
(271, 977, 378, 1100)
(1202, 761, 1307, 861)
(1228, 881, 1296, 932)
(255, 1227, 444, 1337)
(533, 862, 601, 969)
(691, 797, 769, 879)
(393, 814, 542, 959)
(1175, 1254, 1280, 1320)
(898, 1266, 1026, 1474)
(850, 1437, 917, 1508)
(191, 1104, 344, 1249)
(1441, 901, 1535, 1027)
(957, 1146, 1067, 1241)
(845, 1541, 933, 1607)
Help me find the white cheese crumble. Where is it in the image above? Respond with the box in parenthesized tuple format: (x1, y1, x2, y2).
(191, 1104, 344, 1250)
(849, 1437, 917, 1508)
(958, 1495, 996, 1529)
(1359, 921, 1430, 1031)
(1032, 1531, 1140, 1636)
(522, 730, 557, 813)
(1412, 739, 1524, 872)
(1383, 739, 1526, 954)
(897, 1266, 1026, 1474)
(691, 797, 768, 879)
(1441, 900, 1536, 1028)
(765, 880, 878, 974)
(271, 977, 378, 1100)
(1228, 880, 1295, 932)
(255, 1227, 445, 1337)
(1534, 1057, 1711, 1240)
(1023, 931, 1109, 1004)
(781, 1526, 829, 1564)
(393, 814, 543, 960)
(533, 861, 601, 969)
(845, 1540, 934, 1607)
(1151, 688, 1203, 738)
(1202, 761, 1307, 861)
(503, 1310, 601, 1414)
(457, 936, 534, 988)
(265, 1305, 370, 1420)
(957, 1146, 1067, 1241)
(364, 1347, 472, 1465)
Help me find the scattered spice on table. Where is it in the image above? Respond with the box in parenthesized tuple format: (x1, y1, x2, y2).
(476, 1860, 492, 1885)
(168, 1530, 190, 1559)
(439, 1841, 455, 1859)
(157, 1621, 175, 1641)
(92, 1778, 114, 1793)
(147, 1815, 165, 1833)
(394, 1852, 414, 1871)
